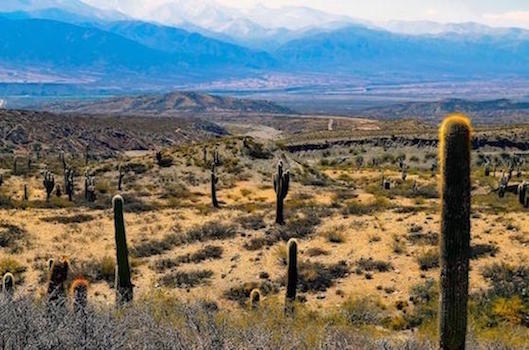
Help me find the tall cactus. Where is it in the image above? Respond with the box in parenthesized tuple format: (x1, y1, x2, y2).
(43, 170, 55, 202)
(113, 195, 133, 306)
(2, 272, 14, 299)
(273, 160, 290, 225)
(439, 114, 471, 350)
(65, 168, 74, 201)
(46, 257, 69, 310)
(285, 238, 298, 314)
(211, 164, 219, 208)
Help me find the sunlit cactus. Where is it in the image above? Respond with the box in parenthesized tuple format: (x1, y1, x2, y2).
(43, 170, 55, 201)
(113, 195, 133, 306)
(71, 276, 89, 314)
(46, 256, 69, 310)
(439, 114, 471, 350)
(249, 288, 261, 310)
(2, 272, 15, 299)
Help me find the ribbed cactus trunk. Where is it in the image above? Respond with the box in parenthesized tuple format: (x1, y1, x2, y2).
(439, 115, 471, 350)
(46, 257, 69, 311)
(274, 161, 290, 225)
(113, 195, 133, 306)
(285, 239, 298, 314)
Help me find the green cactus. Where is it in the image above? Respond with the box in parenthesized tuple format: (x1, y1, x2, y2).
(113, 195, 133, 306)
(249, 288, 261, 310)
(273, 160, 290, 225)
(2, 272, 14, 299)
(211, 164, 219, 208)
(439, 114, 471, 350)
(43, 170, 55, 202)
(285, 238, 298, 314)
(46, 257, 69, 310)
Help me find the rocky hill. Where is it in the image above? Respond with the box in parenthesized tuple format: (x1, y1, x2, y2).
(40, 91, 294, 116)
(360, 98, 529, 124)
(0, 109, 228, 157)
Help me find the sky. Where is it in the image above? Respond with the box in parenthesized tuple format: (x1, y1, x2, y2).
(82, 0, 529, 28)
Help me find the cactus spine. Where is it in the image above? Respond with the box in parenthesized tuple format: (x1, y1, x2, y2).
(71, 276, 89, 314)
(46, 257, 69, 309)
(2, 272, 14, 299)
(211, 164, 219, 208)
(439, 114, 471, 350)
(113, 195, 133, 306)
(249, 288, 261, 310)
(285, 238, 298, 314)
(273, 160, 290, 225)
(43, 170, 55, 201)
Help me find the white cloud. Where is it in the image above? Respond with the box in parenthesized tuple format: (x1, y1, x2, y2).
(483, 11, 529, 28)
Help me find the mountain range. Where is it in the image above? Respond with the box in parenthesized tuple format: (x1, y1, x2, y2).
(1, 0, 529, 93)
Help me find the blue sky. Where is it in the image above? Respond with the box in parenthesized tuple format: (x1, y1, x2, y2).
(82, 0, 529, 27)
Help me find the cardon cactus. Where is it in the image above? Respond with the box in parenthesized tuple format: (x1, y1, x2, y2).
(2, 272, 15, 299)
(65, 168, 74, 201)
(273, 160, 290, 225)
(211, 164, 219, 208)
(285, 239, 298, 314)
(113, 195, 133, 306)
(71, 276, 89, 314)
(85, 174, 96, 202)
(43, 170, 55, 201)
(249, 288, 261, 310)
(118, 164, 125, 191)
(23, 184, 28, 201)
(439, 114, 471, 350)
(46, 257, 69, 309)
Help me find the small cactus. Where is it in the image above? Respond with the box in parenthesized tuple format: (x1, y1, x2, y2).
(2, 272, 14, 299)
(211, 164, 219, 208)
(46, 257, 69, 309)
(285, 239, 298, 314)
(43, 170, 55, 202)
(71, 276, 89, 314)
(439, 114, 471, 350)
(85, 173, 96, 202)
(203, 146, 207, 165)
(214, 147, 220, 165)
(249, 288, 261, 310)
(273, 160, 290, 225)
(65, 168, 74, 201)
(23, 184, 28, 201)
(118, 164, 125, 191)
(113, 195, 133, 306)
(0, 174, 3, 187)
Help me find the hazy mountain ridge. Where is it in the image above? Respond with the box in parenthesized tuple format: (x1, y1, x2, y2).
(360, 98, 529, 124)
(38, 91, 295, 115)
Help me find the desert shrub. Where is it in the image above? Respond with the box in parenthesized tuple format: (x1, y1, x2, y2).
(293, 261, 349, 293)
(223, 280, 279, 306)
(404, 279, 438, 328)
(237, 214, 266, 230)
(342, 297, 388, 326)
(417, 249, 439, 271)
(242, 138, 273, 159)
(341, 197, 391, 216)
(407, 231, 439, 246)
(40, 214, 95, 224)
(121, 194, 157, 212)
(295, 167, 333, 187)
(74, 256, 115, 283)
(0, 256, 26, 281)
(160, 182, 192, 200)
(0, 221, 29, 253)
(131, 233, 181, 258)
(320, 225, 346, 243)
(159, 270, 213, 288)
(470, 243, 499, 259)
(95, 180, 111, 194)
(152, 245, 223, 272)
(185, 222, 237, 243)
(306, 247, 329, 257)
(122, 161, 149, 174)
(356, 258, 392, 273)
